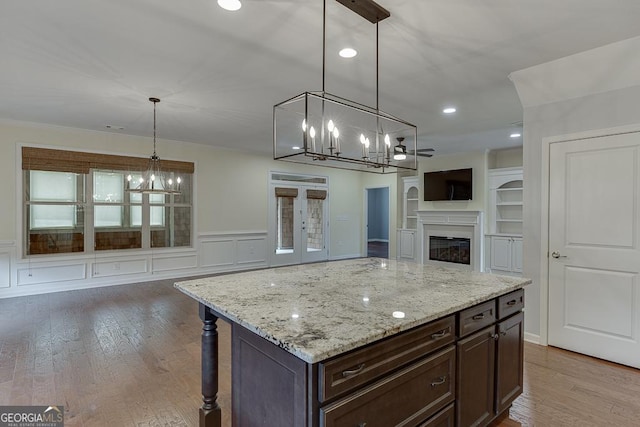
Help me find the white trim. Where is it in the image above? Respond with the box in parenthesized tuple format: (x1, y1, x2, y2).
(0, 232, 269, 299)
(540, 123, 640, 347)
(329, 253, 361, 261)
(524, 332, 541, 345)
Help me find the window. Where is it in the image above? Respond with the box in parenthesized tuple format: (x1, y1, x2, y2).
(25, 171, 85, 254)
(22, 147, 194, 256)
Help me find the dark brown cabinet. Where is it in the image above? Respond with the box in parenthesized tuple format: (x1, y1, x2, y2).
(495, 311, 524, 415)
(456, 289, 524, 427)
(229, 289, 524, 427)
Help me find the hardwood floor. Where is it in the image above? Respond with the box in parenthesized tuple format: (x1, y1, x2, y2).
(1, 279, 639, 426)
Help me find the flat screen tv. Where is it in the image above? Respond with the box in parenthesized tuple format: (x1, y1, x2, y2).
(424, 168, 473, 201)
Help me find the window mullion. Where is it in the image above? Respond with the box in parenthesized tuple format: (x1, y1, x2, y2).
(86, 171, 95, 253)
(142, 193, 150, 249)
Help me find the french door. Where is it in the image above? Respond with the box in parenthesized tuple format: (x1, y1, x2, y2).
(548, 131, 640, 368)
(270, 174, 329, 266)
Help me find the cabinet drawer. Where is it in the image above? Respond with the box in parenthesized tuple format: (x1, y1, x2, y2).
(497, 289, 524, 319)
(457, 300, 496, 337)
(319, 316, 455, 402)
(418, 403, 454, 427)
(321, 346, 456, 427)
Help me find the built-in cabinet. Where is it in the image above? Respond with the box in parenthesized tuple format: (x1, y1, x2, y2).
(398, 176, 419, 261)
(489, 236, 522, 274)
(488, 168, 523, 236)
(404, 177, 419, 230)
(487, 168, 523, 275)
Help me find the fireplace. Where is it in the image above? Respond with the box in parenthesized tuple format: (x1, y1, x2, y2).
(416, 210, 484, 271)
(429, 236, 471, 265)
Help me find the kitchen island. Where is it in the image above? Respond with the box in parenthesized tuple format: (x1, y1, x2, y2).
(175, 258, 530, 427)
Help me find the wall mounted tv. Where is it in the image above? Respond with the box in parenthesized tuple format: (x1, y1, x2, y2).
(424, 168, 473, 201)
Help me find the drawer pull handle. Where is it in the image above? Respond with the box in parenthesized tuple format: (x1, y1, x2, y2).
(506, 300, 518, 306)
(492, 333, 500, 341)
(472, 313, 485, 320)
(430, 376, 447, 387)
(342, 363, 365, 378)
(431, 329, 448, 339)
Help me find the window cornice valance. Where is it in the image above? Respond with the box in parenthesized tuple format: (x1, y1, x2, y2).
(22, 147, 195, 175)
(306, 189, 327, 200)
(275, 187, 299, 198)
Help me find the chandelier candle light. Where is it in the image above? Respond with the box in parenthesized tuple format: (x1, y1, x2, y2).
(273, 0, 418, 173)
(127, 97, 183, 195)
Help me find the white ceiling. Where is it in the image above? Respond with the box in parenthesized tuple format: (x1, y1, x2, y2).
(1, 0, 639, 156)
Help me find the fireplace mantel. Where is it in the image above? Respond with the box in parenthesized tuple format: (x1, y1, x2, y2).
(416, 210, 484, 272)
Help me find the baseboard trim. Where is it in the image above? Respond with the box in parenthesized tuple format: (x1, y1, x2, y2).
(524, 332, 541, 345)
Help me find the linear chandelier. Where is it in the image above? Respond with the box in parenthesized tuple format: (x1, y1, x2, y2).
(273, 0, 417, 173)
(126, 97, 183, 195)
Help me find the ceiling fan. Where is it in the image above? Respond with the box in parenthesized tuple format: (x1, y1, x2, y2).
(393, 137, 434, 159)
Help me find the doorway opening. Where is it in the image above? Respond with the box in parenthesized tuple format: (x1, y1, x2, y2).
(366, 187, 389, 258)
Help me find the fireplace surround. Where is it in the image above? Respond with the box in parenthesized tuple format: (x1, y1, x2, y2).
(417, 210, 484, 271)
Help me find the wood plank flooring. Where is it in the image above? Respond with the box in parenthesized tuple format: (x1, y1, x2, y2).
(1, 279, 639, 426)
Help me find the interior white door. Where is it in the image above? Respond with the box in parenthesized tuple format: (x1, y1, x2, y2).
(548, 132, 640, 368)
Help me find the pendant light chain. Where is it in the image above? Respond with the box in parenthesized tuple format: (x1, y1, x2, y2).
(151, 97, 159, 160)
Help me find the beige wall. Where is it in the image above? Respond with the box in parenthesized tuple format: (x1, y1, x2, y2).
(488, 147, 523, 169)
(417, 150, 489, 213)
(0, 119, 385, 259)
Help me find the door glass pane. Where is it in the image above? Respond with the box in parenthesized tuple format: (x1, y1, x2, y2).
(276, 196, 294, 254)
(307, 198, 323, 252)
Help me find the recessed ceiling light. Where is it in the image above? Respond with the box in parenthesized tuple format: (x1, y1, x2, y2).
(217, 0, 241, 11)
(442, 107, 457, 114)
(510, 133, 521, 138)
(292, 146, 301, 150)
(339, 48, 357, 58)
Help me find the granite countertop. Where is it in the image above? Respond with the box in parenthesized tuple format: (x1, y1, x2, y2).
(175, 258, 531, 363)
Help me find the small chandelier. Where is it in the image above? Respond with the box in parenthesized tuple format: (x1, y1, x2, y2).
(273, 0, 417, 173)
(127, 97, 182, 194)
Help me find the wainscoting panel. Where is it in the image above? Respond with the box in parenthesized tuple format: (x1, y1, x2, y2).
(0, 251, 10, 289)
(200, 238, 236, 268)
(236, 238, 267, 265)
(92, 258, 148, 278)
(152, 252, 198, 272)
(0, 232, 269, 298)
(198, 232, 268, 272)
(17, 263, 87, 286)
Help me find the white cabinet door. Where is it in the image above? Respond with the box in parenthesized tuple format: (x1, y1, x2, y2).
(490, 236, 512, 271)
(549, 132, 640, 368)
(511, 238, 523, 273)
(399, 230, 416, 261)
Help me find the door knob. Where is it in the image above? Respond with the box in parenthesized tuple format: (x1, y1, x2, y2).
(551, 251, 567, 259)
